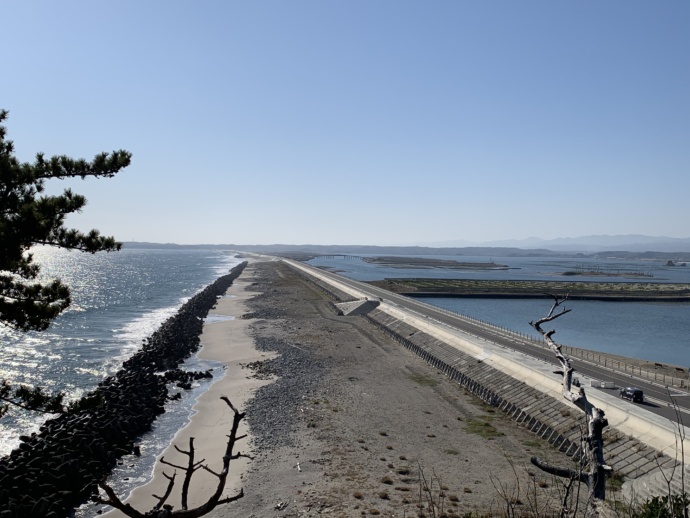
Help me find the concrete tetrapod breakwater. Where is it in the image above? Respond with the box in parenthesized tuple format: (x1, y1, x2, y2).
(287, 259, 690, 504)
(0, 262, 248, 518)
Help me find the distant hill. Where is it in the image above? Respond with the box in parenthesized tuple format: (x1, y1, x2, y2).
(121, 235, 690, 260)
(122, 242, 561, 257)
(430, 235, 690, 253)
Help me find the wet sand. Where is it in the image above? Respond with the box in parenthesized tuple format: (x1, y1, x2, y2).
(103, 263, 274, 516)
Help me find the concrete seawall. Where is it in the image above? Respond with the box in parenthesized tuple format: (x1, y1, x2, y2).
(286, 259, 690, 500)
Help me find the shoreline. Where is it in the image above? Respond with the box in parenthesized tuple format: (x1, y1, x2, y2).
(200, 260, 596, 515)
(0, 262, 250, 517)
(102, 260, 274, 516)
(96, 261, 687, 516)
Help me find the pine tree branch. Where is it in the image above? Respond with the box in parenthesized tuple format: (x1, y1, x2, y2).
(0, 380, 65, 417)
(0, 110, 130, 336)
(33, 150, 132, 180)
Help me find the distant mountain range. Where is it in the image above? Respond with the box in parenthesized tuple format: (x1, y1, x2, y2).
(123, 234, 690, 260)
(427, 235, 690, 253)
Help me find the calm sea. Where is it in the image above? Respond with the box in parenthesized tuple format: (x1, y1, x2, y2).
(308, 254, 690, 368)
(0, 247, 242, 461)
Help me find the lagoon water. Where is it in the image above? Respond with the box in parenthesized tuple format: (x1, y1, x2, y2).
(414, 297, 690, 368)
(1, 249, 688, 512)
(307, 254, 690, 368)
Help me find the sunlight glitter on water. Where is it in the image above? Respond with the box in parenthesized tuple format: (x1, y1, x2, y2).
(1, 248, 243, 458)
(115, 304, 184, 342)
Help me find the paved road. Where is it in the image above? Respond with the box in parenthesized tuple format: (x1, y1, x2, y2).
(305, 263, 690, 428)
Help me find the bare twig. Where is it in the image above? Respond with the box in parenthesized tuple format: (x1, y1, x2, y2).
(93, 478, 147, 518)
(152, 471, 177, 510)
(93, 397, 248, 517)
(529, 294, 611, 517)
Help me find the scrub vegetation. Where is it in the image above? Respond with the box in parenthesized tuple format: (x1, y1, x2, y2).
(370, 279, 690, 301)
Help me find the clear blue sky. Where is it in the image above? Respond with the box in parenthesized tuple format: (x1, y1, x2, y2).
(3, 1, 688, 245)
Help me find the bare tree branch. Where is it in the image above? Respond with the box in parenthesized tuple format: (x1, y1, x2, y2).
(160, 457, 187, 470)
(93, 478, 147, 518)
(202, 465, 222, 478)
(530, 293, 572, 329)
(529, 294, 611, 516)
(179, 437, 199, 510)
(531, 457, 587, 483)
(92, 398, 247, 517)
(153, 471, 177, 510)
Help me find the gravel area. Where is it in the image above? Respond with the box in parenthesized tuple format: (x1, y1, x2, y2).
(243, 335, 327, 452)
(210, 261, 596, 518)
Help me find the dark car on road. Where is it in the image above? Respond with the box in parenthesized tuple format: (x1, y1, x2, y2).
(620, 387, 644, 403)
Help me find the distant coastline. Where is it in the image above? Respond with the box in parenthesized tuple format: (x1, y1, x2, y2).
(370, 278, 690, 302)
(122, 242, 690, 262)
(361, 256, 512, 270)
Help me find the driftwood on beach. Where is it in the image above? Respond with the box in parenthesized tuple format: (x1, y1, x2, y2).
(94, 397, 248, 518)
(0, 262, 247, 518)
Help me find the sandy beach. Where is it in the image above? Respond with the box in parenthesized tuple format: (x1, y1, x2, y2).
(103, 261, 275, 516)
(99, 259, 652, 517)
(206, 261, 591, 517)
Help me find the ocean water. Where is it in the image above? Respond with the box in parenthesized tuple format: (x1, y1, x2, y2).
(3, 249, 689, 513)
(308, 254, 690, 368)
(0, 247, 243, 458)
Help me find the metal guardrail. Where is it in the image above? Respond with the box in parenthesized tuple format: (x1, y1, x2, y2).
(407, 299, 690, 390)
(288, 259, 690, 391)
(560, 345, 688, 389)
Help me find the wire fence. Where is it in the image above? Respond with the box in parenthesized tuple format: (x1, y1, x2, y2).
(559, 345, 688, 389)
(419, 301, 689, 390)
(291, 262, 690, 391)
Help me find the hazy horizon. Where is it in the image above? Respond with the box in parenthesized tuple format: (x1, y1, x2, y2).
(120, 233, 690, 254)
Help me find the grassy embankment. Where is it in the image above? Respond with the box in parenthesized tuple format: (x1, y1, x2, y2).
(369, 279, 690, 301)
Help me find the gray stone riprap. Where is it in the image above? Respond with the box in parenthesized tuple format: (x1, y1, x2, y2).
(361, 306, 681, 497)
(0, 263, 248, 518)
(630, 456, 655, 473)
(626, 464, 690, 505)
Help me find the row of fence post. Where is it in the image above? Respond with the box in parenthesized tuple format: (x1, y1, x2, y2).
(296, 267, 689, 391)
(560, 345, 686, 389)
(443, 305, 688, 390)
